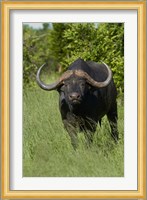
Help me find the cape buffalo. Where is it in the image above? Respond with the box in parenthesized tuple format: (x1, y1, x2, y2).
(36, 58, 118, 149)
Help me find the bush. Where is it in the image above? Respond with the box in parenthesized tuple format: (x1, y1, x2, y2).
(23, 24, 53, 87)
(59, 23, 124, 92)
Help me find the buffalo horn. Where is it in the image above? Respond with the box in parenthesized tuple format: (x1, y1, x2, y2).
(36, 63, 74, 91)
(74, 61, 112, 88)
(36, 61, 112, 91)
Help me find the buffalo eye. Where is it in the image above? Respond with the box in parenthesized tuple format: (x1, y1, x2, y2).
(64, 83, 68, 87)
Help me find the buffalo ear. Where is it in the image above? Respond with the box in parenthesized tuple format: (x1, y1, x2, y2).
(57, 84, 65, 93)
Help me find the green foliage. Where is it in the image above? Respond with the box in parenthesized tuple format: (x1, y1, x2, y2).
(61, 23, 96, 64)
(23, 83, 124, 177)
(23, 23, 124, 92)
(49, 23, 68, 64)
(23, 24, 53, 87)
(95, 23, 124, 92)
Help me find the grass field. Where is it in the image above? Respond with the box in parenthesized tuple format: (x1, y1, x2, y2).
(23, 82, 124, 177)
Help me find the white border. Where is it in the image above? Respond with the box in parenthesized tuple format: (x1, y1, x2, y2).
(10, 10, 137, 190)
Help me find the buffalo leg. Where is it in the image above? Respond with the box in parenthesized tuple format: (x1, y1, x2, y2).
(84, 131, 95, 147)
(107, 102, 119, 142)
(82, 120, 96, 146)
(63, 119, 78, 150)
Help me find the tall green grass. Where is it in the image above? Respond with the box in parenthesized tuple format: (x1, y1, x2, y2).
(23, 86, 124, 177)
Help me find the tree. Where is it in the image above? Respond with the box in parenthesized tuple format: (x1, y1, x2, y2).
(94, 23, 124, 92)
(23, 24, 52, 86)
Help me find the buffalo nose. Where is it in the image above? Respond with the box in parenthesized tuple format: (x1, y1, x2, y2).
(69, 92, 81, 100)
